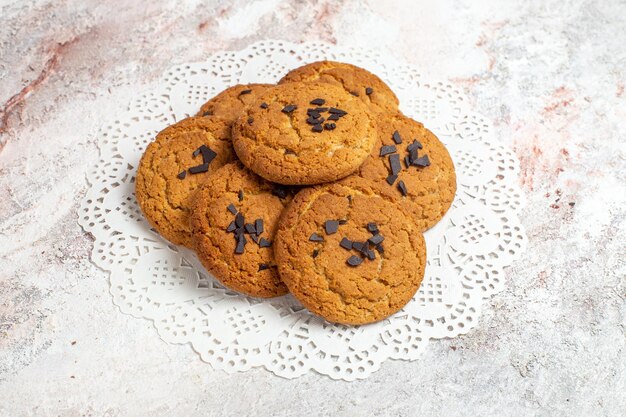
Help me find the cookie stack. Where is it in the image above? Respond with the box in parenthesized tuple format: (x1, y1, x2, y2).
(136, 61, 456, 325)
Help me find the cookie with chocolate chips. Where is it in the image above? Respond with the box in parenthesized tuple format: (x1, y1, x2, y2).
(279, 61, 399, 114)
(135, 116, 234, 247)
(348, 112, 456, 231)
(197, 83, 273, 126)
(190, 162, 296, 298)
(274, 178, 426, 324)
(232, 82, 378, 185)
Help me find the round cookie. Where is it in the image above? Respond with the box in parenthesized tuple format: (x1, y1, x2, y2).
(274, 178, 426, 325)
(135, 116, 234, 247)
(190, 162, 296, 298)
(349, 113, 456, 231)
(197, 83, 273, 125)
(232, 82, 378, 185)
(279, 61, 399, 114)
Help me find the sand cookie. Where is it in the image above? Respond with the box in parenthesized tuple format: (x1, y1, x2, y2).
(190, 162, 297, 298)
(232, 82, 378, 185)
(135, 116, 234, 247)
(197, 83, 273, 126)
(274, 178, 426, 324)
(349, 113, 456, 231)
(279, 61, 399, 114)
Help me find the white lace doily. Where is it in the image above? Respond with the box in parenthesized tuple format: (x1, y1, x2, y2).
(78, 40, 527, 380)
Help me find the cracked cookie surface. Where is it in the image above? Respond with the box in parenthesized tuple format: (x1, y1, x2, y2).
(279, 61, 399, 114)
(135, 116, 234, 247)
(190, 162, 294, 298)
(348, 112, 456, 231)
(232, 81, 377, 185)
(274, 178, 426, 324)
(197, 83, 273, 126)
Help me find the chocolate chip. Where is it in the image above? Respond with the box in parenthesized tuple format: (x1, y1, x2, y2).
(350, 91, 359, 97)
(408, 147, 419, 164)
(328, 107, 347, 115)
(364, 249, 376, 260)
(312, 124, 323, 132)
(347, 195, 353, 204)
(326, 114, 340, 121)
(389, 154, 401, 175)
(238, 190, 244, 202)
(386, 174, 398, 185)
(404, 155, 411, 169)
(202, 111, 212, 116)
(352, 242, 365, 252)
(310, 98, 325, 105)
(227, 204, 238, 215)
(259, 238, 271, 248)
(338, 219, 348, 225)
(311, 107, 329, 113)
(239, 89, 252, 95)
(312, 249, 319, 258)
(260, 102, 268, 109)
(226, 221, 236, 232)
(413, 155, 431, 167)
(375, 244, 384, 254)
(392, 130, 402, 144)
(306, 117, 324, 125)
(324, 123, 336, 130)
(189, 163, 209, 174)
(347, 255, 363, 266)
(365, 87, 373, 95)
(325, 220, 339, 235)
(244, 223, 256, 234)
(308, 112, 321, 119)
(397, 180, 408, 196)
(285, 149, 296, 155)
(569, 202, 576, 207)
(339, 237, 353, 250)
(367, 223, 379, 234)
(247, 117, 254, 125)
(368, 234, 384, 245)
(235, 234, 247, 254)
(177, 171, 186, 179)
(192, 147, 201, 157)
(251, 234, 260, 244)
(357, 242, 370, 255)
(258, 263, 269, 271)
(379, 145, 397, 156)
(309, 233, 324, 242)
(282, 104, 297, 113)
(199, 145, 217, 164)
(407, 140, 423, 151)
(255, 219, 263, 235)
(235, 213, 244, 228)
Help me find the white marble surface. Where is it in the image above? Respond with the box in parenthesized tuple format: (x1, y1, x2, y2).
(0, 1, 625, 416)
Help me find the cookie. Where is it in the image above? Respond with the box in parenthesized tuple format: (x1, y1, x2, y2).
(197, 83, 273, 125)
(232, 82, 378, 185)
(279, 61, 399, 114)
(135, 116, 234, 247)
(349, 112, 456, 231)
(190, 162, 296, 298)
(274, 178, 426, 324)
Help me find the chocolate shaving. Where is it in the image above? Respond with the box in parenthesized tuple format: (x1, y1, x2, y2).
(259, 238, 271, 248)
(244, 223, 256, 234)
(389, 154, 401, 175)
(260, 102, 268, 109)
(339, 237, 353, 250)
(189, 163, 209, 174)
(238, 190, 244, 202)
(386, 174, 398, 185)
(324, 123, 336, 130)
(177, 171, 186, 180)
(397, 180, 408, 196)
(227, 204, 238, 215)
(310, 98, 325, 105)
(255, 219, 263, 235)
(365, 87, 373, 95)
(239, 89, 252, 95)
(258, 263, 269, 271)
(312, 249, 319, 258)
(312, 124, 323, 132)
(367, 223, 379, 234)
(368, 234, 384, 245)
(282, 104, 297, 113)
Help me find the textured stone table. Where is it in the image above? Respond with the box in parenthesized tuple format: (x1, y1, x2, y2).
(1, 1, 624, 416)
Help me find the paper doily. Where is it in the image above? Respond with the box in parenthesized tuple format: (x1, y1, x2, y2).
(79, 40, 527, 380)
